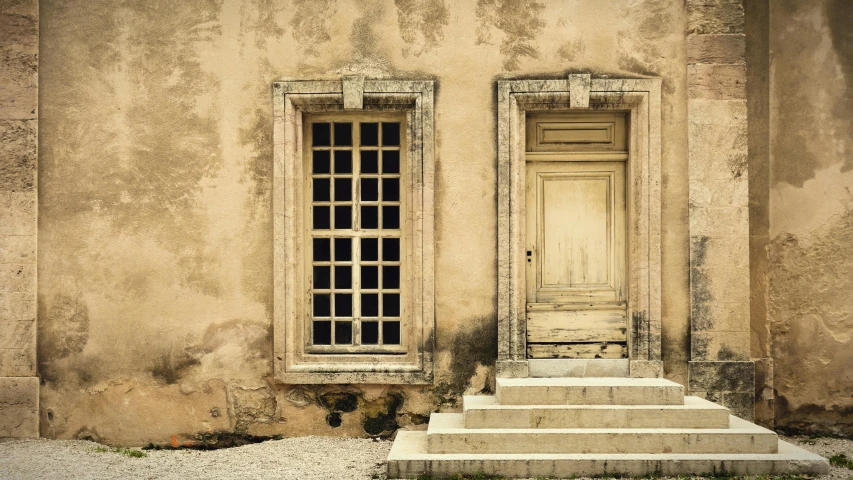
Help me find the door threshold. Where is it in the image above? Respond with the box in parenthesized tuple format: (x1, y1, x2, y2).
(528, 359, 629, 378)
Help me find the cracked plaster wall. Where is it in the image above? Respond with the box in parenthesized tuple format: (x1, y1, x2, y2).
(37, 0, 690, 445)
(748, 0, 853, 436)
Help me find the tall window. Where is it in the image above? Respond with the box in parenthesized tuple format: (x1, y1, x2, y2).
(306, 114, 406, 352)
(274, 78, 434, 384)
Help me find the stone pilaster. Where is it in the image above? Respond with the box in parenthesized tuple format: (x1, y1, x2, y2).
(0, 0, 39, 437)
(686, 0, 755, 421)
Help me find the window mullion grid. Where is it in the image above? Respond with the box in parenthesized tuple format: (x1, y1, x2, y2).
(352, 121, 362, 347)
(378, 122, 384, 345)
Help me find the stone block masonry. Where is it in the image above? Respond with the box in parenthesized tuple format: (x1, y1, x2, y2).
(0, 0, 39, 438)
(687, 0, 755, 421)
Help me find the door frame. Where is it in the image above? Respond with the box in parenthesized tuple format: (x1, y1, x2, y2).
(496, 75, 662, 378)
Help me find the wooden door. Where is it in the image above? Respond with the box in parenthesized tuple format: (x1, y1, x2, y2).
(525, 113, 628, 359)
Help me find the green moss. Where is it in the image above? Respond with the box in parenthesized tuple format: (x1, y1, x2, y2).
(830, 453, 853, 469)
(93, 446, 147, 458)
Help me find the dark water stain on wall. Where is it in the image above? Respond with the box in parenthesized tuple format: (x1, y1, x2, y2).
(394, 0, 449, 56)
(37, 293, 90, 383)
(362, 391, 404, 437)
(475, 0, 545, 71)
(771, 0, 851, 187)
(433, 317, 498, 407)
(150, 347, 201, 385)
(350, 1, 386, 61)
(770, 204, 853, 435)
(238, 83, 275, 319)
(40, 0, 227, 300)
(825, 0, 853, 175)
(775, 396, 853, 438)
(557, 39, 585, 62)
(290, 0, 336, 56)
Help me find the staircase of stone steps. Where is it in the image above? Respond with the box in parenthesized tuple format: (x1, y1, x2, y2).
(386, 377, 829, 479)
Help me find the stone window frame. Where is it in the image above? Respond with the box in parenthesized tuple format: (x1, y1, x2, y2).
(495, 76, 663, 378)
(272, 79, 435, 384)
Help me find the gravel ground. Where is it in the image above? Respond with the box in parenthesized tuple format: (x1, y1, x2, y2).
(0, 434, 850, 480)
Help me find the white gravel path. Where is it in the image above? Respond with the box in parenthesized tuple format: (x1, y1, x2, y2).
(0, 434, 850, 479)
(0, 436, 391, 480)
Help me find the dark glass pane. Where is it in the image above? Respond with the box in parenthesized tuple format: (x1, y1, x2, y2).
(334, 238, 351, 261)
(382, 266, 400, 289)
(313, 206, 330, 230)
(335, 321, 352, 345)
(382, 321, 401, 345)
(313, 150, 330, 174)
(334, 265, 351, 289)
(313, 294, 331, 316)
(361, 293, 379, 317)
(361, 265, 379, 289)
(382, 238, 399, 261)
(361, 322, 379, 345)
(333, 122, 352, 146)
(382, 150, 400, 174)
(361, 206, 379, 229)
(313, 266, 331, 289)
(383, 293, 400, 316)
(313, 321, 331, 344)
(361, 178, 379, 201)
(361, 150, 378, 173)
(334, 150, 352, 174)
(335, 293, 352, 317)
(314, 238, 331, 261)
(382, 122, 400, 146)
(382, 178, 399, 201)
(361, 238, 378, 261)
(382, 205, 399, 229)
(313, 123, 331, 147)
(361, 122, 379, 146)
(334, 205, 351, 230)
(334, 178, 351, 201)
(313, 178, 330, 201)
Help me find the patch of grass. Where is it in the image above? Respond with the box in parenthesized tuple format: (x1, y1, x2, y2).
(798, 433, 829, 446)
(93, 446, 147, 458)
(830, 453, 853, 470)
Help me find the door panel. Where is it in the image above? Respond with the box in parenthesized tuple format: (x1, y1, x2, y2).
(525, 162, 627, 358)
(541, 175, 609, 288)
(526, 309, 627, 343)
(526, 162, 626, 305)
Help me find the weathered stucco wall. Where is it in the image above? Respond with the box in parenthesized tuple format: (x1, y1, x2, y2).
(38, 0, 689, 445)
(764, 0, 853, 436)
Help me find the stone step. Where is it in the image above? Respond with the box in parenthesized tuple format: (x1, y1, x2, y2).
(387, 431, 829, 479)
(426, 413, 778, 454)
(463, 395, 730, 429)
(496, 377, 684, 405)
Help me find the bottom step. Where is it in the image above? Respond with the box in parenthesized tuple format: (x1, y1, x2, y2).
(387, 431, 829, 479)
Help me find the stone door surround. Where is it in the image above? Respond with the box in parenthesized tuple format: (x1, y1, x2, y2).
(496, 75, 663, 379)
